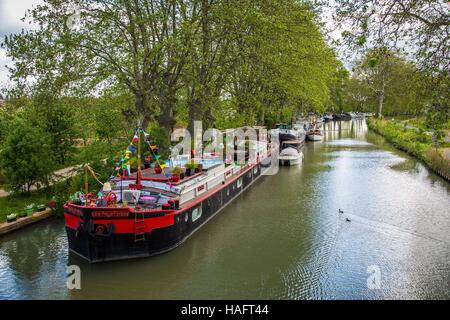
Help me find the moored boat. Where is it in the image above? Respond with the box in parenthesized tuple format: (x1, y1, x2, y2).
(279, 140, 303, 166)
(64, 128, 272, 263)
(307, 126, 323, 141)
(271, 123, 306, 145)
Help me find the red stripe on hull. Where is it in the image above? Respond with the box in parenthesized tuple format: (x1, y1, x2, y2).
(90, 215, 175, 234)
(64, 162, 261, 235)
(64, 213, 82, 229)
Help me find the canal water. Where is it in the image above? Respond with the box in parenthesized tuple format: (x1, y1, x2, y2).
(1, 120, 449, 299)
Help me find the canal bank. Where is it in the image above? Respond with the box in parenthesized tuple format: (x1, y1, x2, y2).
(0, 120, 449, 299)
(367, 118, 450, 181)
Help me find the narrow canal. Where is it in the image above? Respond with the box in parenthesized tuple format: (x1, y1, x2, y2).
(1, 120, 449, 299)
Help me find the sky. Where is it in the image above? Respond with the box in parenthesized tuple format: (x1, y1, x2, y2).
(0, 0, 42, 87)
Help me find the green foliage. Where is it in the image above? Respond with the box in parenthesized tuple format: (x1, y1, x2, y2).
(348, 49, 433, 116)
(425, 72, 450, 131)
(0, 192, 49, 222)
(93, 99, 128, 145)
(0, 120, 55, 192)
(146, 123, 170, 159)
(4, 0, 341, 134)
(334, 0, 448, 72)
(29, 96, 77, 165)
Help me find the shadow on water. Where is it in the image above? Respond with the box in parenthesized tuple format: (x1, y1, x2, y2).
(1, 120, 449, 300)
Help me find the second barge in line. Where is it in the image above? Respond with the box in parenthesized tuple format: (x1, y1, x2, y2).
(64, 128, 273, 263)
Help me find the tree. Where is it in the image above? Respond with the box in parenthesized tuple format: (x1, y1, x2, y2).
(28, 94, 77, 165)
(0, 120, 55, 192)
(333, 0, 449, 71)
(222, 1, 339, 125)
(356, 48, 396, 117)
(343, 77, 370, 112)
(4, 0, 196, 130)
(4, 0, 342, 137)
(349, 49, 432, 116)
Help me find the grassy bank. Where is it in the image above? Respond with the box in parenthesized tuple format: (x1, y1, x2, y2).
(368, 118, 450, 181)
(0, 193, 51, 223)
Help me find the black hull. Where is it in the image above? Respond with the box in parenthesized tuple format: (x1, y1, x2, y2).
(66, 163, 266, 263)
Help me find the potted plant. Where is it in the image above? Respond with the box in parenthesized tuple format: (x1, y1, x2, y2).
(19, 210, 27, 218)
(184, 163, 194, 176)
(154, 164, 163, 174)
(37, 204, 46, 212)
(169, 167, 183, 183)
(48, 199, 57, 210)
(25, 204, 34, 216)
(6, 213, 17, 223)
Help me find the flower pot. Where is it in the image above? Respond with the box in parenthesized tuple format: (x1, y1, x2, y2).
(25, 207, 34, 216)
(185, 168, 192, 176)
(154, 167, 163, 174)
(171, 175, 180, 183)
(6, 214, 17, 223)
(47, 200, 57, 210)
(179, 172, 185, 180)
(37, 205, 46, 212)
(194, 167, 200, 173)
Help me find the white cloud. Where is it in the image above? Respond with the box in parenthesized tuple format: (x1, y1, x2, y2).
(0, 0, 42, 88)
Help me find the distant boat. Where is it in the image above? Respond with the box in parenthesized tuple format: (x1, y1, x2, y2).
(272, 123, 306, 145)
(333, 113, 352, 121)
(324, 114, 334, 122)
(279, 141, 303, 166)
(307, 126, 323, 141)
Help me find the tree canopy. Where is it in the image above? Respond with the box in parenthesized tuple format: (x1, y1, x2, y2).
(3, 0, 340, 130)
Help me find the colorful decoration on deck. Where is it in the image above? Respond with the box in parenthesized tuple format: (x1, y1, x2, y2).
(110, 128, 167, 179)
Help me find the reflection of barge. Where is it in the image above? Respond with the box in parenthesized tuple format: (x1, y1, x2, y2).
(64, 129, 271, 263)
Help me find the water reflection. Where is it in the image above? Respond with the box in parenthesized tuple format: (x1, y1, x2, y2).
(0, 120, 449, 300)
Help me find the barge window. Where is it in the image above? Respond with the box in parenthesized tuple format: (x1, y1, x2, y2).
(237, 178, 243, 188)
(192, 206, 202, 222)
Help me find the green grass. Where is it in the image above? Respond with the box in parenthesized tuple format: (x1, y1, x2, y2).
(0, 192, 50, 223)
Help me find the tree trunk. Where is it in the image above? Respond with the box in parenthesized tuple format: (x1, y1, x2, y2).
(377, 89, 385, 118)
(135, 91, 151, 129)
(158, 97, 177, 134)
(188, 98, 202, 134)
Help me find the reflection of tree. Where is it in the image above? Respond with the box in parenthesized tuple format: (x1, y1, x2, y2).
(0, 220, 67, 281)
